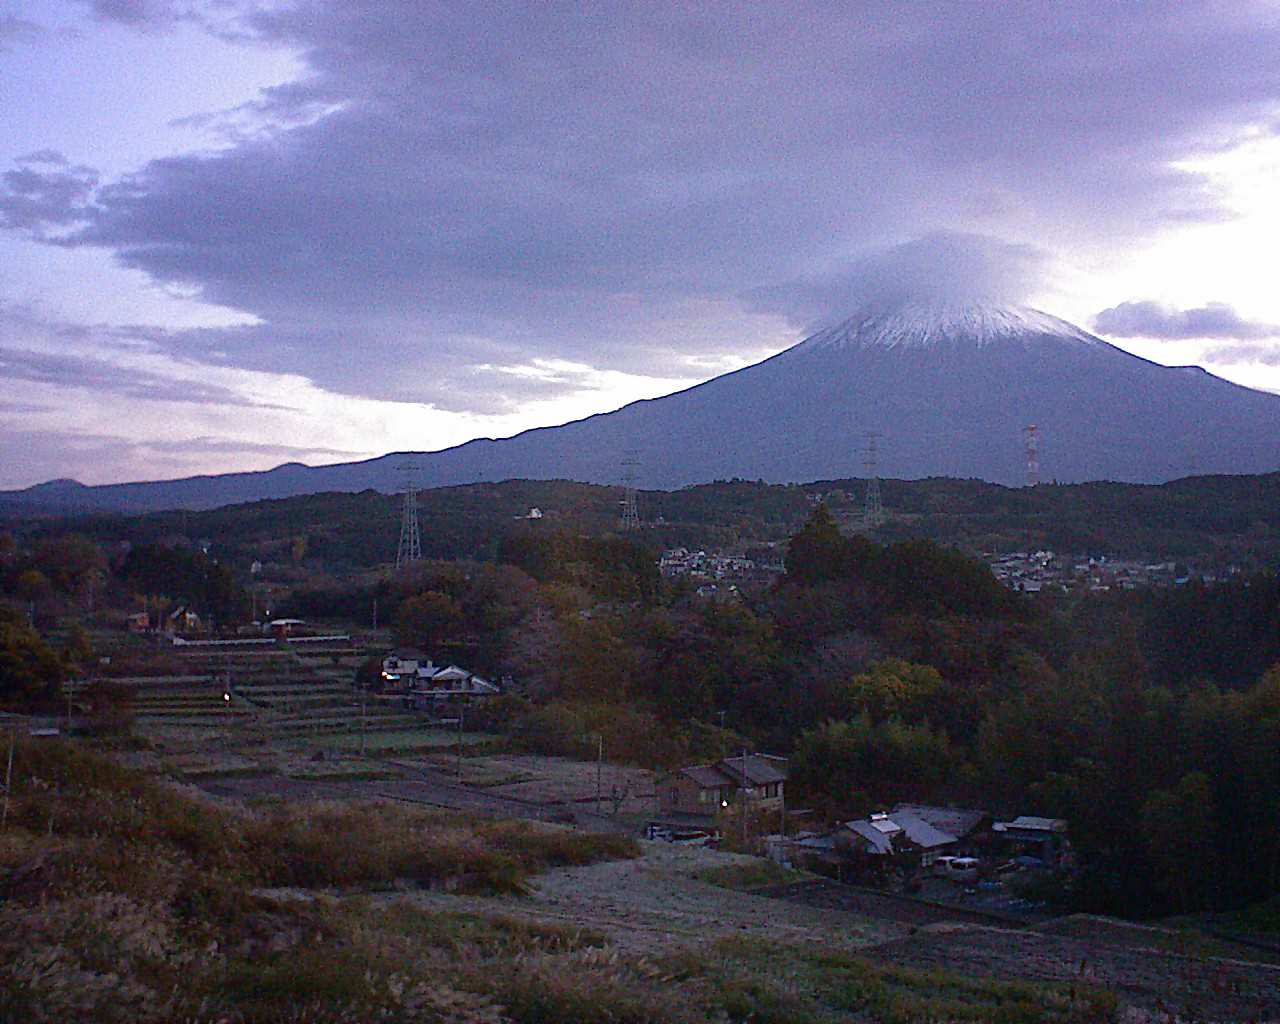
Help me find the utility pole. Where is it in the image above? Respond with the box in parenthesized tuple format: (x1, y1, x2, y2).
(360, 689, 367, 756)
(596, 733, 603, 816)
(456, 703, 464, 781)
(1, 726, 15, 829)
(780, 780, 787, 844)
(741, 745, 749, 851)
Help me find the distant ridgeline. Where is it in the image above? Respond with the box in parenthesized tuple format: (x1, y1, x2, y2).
(4, 473, 1280, 573)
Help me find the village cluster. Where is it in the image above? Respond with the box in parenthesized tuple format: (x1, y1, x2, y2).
(660, 544, 1232, 597)
(987, 550, 1238, 593)
(657, 547, 785, 598)
(651, 752, 1069, 917)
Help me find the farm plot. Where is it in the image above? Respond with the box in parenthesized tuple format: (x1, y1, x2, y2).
(318, 727, 496, 754)
(410, 752, 656, 818)
(862, 921, 1280, 1019)
(402, 841, 903, 957)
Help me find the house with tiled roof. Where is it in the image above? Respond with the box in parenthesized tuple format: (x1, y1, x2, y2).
(654, 753, 788, 825)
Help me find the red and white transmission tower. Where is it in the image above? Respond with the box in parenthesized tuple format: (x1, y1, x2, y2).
(1023, 425, 1040, 487)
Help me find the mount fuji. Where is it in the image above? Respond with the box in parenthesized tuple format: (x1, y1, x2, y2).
(10, 302, 1280, 512)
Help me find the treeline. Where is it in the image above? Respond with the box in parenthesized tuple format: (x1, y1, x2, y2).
(776, 507, 1280, 917)
(0, 531, 246, 628)
(15, 471, 1280, 580)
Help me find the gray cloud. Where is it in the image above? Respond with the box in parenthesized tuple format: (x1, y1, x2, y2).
(6, 2, 1280, 411)
(84, 0, 185, 29)
(140, 436, 363, 457)
(0, 14, 44, 50)
(17, 150, 69, 166)
(0, 428, 357, 490)
(744, 233, 1051, 330)
(0, 154, 97, 234)
(1094, 300, 1280, 341)
(0, 346, 263, 406)
(0, 303, 296, 408)
(1201, 342, 1280, 366)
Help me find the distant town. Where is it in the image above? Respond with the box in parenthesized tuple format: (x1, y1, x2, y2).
(659, 543, 1235, 598)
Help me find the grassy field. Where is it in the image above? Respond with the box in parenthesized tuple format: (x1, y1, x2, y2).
(317, 727, 497, 753)
(698, 859, 812, 891)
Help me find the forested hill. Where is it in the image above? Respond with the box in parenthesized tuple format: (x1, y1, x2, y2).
(4, 472, 1280, 571)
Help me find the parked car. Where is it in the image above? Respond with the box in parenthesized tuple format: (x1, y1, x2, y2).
(934, 855, 980, 882)
(645, 823, 714, 846)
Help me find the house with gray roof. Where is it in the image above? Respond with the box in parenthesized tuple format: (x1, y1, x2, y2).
(654, 753, 788, 826)
(838, 809, 964, 867)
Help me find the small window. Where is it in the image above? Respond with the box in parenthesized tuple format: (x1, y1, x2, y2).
(670, 787, 680, 806)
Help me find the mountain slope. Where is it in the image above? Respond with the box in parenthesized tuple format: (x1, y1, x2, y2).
(8, 302, 1280, 512)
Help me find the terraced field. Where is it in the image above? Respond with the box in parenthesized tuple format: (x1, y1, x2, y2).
(79, 643, 421, 745)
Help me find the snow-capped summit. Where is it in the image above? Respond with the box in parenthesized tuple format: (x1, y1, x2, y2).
(9, 300, 1280, 511)
(795, 302, 1101, 353)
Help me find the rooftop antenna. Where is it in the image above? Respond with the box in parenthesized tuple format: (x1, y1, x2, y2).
(1023, 425, 1040, 487)
(862, 432, 884, 529)
(396, 461, 423, 568)
(619, 451, 640, 530)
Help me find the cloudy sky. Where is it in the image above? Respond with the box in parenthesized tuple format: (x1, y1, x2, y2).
(3, 1, 1280, 488)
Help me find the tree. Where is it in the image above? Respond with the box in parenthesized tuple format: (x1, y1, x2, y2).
(62, 623, 95, 672)
(355, 655, 383, 690)
(1140, 771, 1217, 912)
(395, 590, 461, 652)
(0, 605, 63, 708)
(784, 505, 848, 585)
(12, 570, 53, 608)
(556, 614, 639, 702)
(792, 715, 955, 817)
(119, 544, 246, 625)
(836, 658, 944, 724)
(32, 534, 106, 595)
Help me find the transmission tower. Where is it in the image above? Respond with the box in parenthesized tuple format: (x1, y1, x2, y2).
(862, 432, 884, 529)
(395, 462, 423, 568)
(619, 452, 640, 530)
(1023, 425, 1040, 487)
